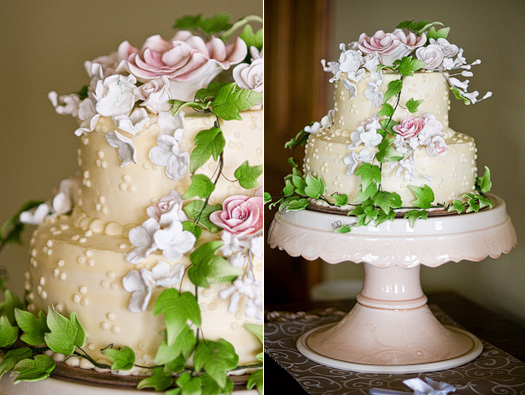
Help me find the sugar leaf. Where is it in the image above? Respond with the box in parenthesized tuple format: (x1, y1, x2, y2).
(12, 354, 55, 383)
(182, 174, 215, 200)
(404, 209, 429, 228)
(406, 98, 423, 113)
(154, 289, 201, 346)
(0, 316, 18, 347)
(380, 118, 399, 135)
(212, 83, 262, 121)
(188, 241, 242, 288)
(173, 14, 203, 30)
(407, 184, 435, 209)
(240, 25, 263, 51)
(44, 306, 85, 356)
(476, 166, 492, 194)
(332, 193, 348, 206)
(450, 87, 470, 105)
(195, 83, 227, 103)
(190, 128, 225, 174)
(282, 179, 295, 196)
(384, 79, 403, 103)
(198, 13, 231, 35)
(356, 182, 378, 203)
(170, 99, 209, 116)
(377, 103, 395, 117)
(183, 201, 222, 232)
(234, 161, 263, 189)
(163, 355, 186, 374)
(182, 221, 203, 242)
(304, 174, 325, 199)
(426, 26, 450, 39)
(0, 347, 32, 379)
(244, 324, 263, 361)
(247, 369, 263, 393)
(201, 373, 234, 395)
(137, 366, 173, 391)
(175, 372, 202, 395)
(101, 346, 135, 371)
(397, 56, 426, 77)
(292, 175, 306, 195)
(355, 163, 381, 193)
(0, 290, 23, 326)
(448, 200, 466, 214)
(0, 201, 44, 248)
(334, 225, 352, 234)
(263, 192, 272, 205)
(194, 338, 239, 388)
(154, 324, 196, 364)
(15, 309, 48, 346)
(376, 138, 404, 163)
(373, 191, 402, 213)
(478, 195, 493, 209)
(283, 197, 309, 211)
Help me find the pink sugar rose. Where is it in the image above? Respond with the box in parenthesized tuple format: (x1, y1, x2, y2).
(210, 195, 263, 236)
(393, 117, 426, 138)
(358, 29, 426, 66)
(117, 31, 247, 100)
(427, 136, 448, 157)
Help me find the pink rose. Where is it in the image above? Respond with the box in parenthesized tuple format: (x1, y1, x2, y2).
(117, 31, 247, 100)
(418, 113, 444, 145)
(426, 136, 448, 157)
(210, 195, 263, 236)
(393, 117, 426, 138)
(358, 29, 426, 66)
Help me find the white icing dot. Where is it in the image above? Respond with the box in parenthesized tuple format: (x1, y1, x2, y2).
(107, 313, 116, 321)
(40, 277, 45, 286)
(107, 271, 116, 279)
(81, 298, 89, 306)
(71, 234, 80, 241)
(84, 230, 93, 237)
(46, 249, 53, 256)
(60, 273, 67, 281)
(123, 175, 131, 183)
(79, 286, 87, 294)
(119, 243, 127, 249)
(101, 161, 107, 168)
(101, 322, 110, 330)
(79, 238, 87, 243)
(46, 240, 53, 247)
(88, 259, 95, 267)
(55, 304, 63, 313)
(97, 151, 104, 159)
(119, 183, 127, 191)
(208, 303, 217, 311)
(73, 294, 80, 304)
(128, 186, 136, 192)
(88, 343, 96, 351)
(111, 326, 120, 334)
(102, 207, 108, 214)
(110, 283, 118, 290)
(101, 280, 109, 288)
(78, 257, 86, 264)
(53, 269, 60, 277)
(41, 291, 47, 300)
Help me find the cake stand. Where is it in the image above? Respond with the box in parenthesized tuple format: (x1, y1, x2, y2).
(268, 195, 516, 374)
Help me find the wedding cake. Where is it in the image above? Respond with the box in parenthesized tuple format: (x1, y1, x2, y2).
(1, 14, 263, 394)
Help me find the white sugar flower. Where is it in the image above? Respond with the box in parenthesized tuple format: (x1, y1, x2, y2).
(338, 46, 363, 74)
(135, 76, 172, 114)
(364, 79, 384, 107)
(304, 121, 322, 134)
(105, 131, 137, 167)
(344, 152, 359, 175)
(432, 38, 458, 58)
(122, 269, 152, 313)
(75, 98, 100, 136)
(228, 253, 246, 268)
(149, 134, 190, 180)
(395, 158, 416, 182)
(153, 220, 196, 261)
(355, 148, 375, 164)
(219, 275, 263, 320)
(416, 44, 444, 70)
(360, 128, 383, 149)
(342, 79, 358, 100)
(48, 92, 81, 117)
(149, 261, 185, 288)
(362, 52, 382, 81)
(94, 74, 137, 118)
(147, 190, 187, 227)
(221, 231, 244, 257)
(158, 111, 185, 139)
(304, 110, 335, 134)
(126, 218, 159, 264)
(85, 52, 120, 80)
(250, 235, 264, 259)
(321, 59, 341, 83)
(113, 108, 149, 136)
(20, 203, 52, 225)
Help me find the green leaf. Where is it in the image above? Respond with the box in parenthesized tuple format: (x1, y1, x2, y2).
(182, 174, 216, 200)
(173, 14, 203, 30)
(466, 198, 480, 213)
(244, 324, 263, 361)
(201, 373, 233, 395)
(283, 197, 309, 211)
(247, 369, 263, 393)
(263, 192, 272, 205)
(450, 87, 470, 105)
(0, 290, 23, 325)
(334, 225, 352, 233)
(183, 201, 222, 232)
(188, 241, 242, 289)
(374, 209, 395, 226)
(292, 175, 306, 196)
(448, 200, 466, 214)
(153, 289, 201, 346)
(12, 354, 55, 383)
(332, 193, 348, 207)
(355, 163, 381, 193)
(234, 161, 263, 189)
(163, 355, 187, 374)
(195, 83, 228, 103)
(182, 221, 203, 242)
(397, 56, 427, 77)
(284, 129, 309, 149)
(304, 174, 325, 199)
(170, 99, 210, 116)
(282, 179, 295, 197)
(0, 200, 43, 247)
(404, 209, 429, 228)
(101, 346, 135, 371)
(373, 191, 402, 213)
(190, 128, 225, 174)
(287, 156, 298, 168)
(406, 98, 423, 113)
(380, 118, 399, 135)
(15, 309, 48, 346)
(44, 306, 85, 356)
(212, 83, 262, 121)
(376, 138, 404, 163)
(0, 316, 18, 347)
(426, 26, 450, 39)
(154, 324, 196, 364)
(478, 195, 493, 209)
(377, 103, 395, 117)
(199, 13, 231, 35)
(137, 366, 173, 391)
(383, 79, 403, 103)
(356, 182, 378, 203)
(194, 339, 239, 388)
(0, 347, 32, 379)
(240, 25, 263, 51)
(476, 166, 492, 194)
(408, 184, 435, 209)
(175, 372, 202, 395)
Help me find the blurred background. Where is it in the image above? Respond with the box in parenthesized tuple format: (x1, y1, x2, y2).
(265, 0, 525, 325)
(0, 0, 262, 298)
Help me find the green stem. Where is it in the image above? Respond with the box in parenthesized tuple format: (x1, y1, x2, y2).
(221, 15, 262, 41)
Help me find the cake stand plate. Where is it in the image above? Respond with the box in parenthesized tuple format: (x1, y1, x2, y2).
(268, 195, 516, 373)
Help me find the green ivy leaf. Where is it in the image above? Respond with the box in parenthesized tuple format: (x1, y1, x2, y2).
(282, 179, 295, 197)
(240, 25, 263, 51)
(406, 98, 424, 113)
(355, 163, 381, 193)
(450, 87, 470, 105)
(404, 209, 429, 228)
(377, 103, 395, 117)
(407, 184, 435, 209)
(153, 289, 201, 347)
(376, 138, 404, 163)
(466, 198, 481, 213)
(175, 372, 202, 395)
(182, 174, 216, 200)
(137, 366, 173, 391)
(478, 195, 493, 209)
(263, 192, 272, 205)
(426, 26, 450, 39)
(173, 14, 203, 30)
(0, 316, 18, 347)
(12, 354, 55, 383)
(44, 306, 85, 356)
(374, 209, 396, 226)
(373, 191, 402, 213)
(199, 13, 231, 35)
(304, 174, 325, 199)
(234, 161, 263, 189)
(194, 83, 228, 103)
(154, 324, 196, 364)
(194, 339, 239, 388)
(292, 175, 306, 195)
(284, 129, 309, 149)
(182, 221, 203, 243)
(212, 83, 262, 121)
(282, 197, 309, 211)
(244, 324, 263, 361)
(476, 166, 492, 194)
(201, 373, 234, 395)
(334, 225, 352, 233)
(332, 193, 348, 206)
(380, 118, 399, 135)
(0, 290, 23, 325)
(183, 201, 222, 232)
(397, 56, 426, 77)
(287, 156, 298, 168)
(101, 346, 135, 371)
(190, 128, 225, 174)
(163, 355, 187, 374)
(15, 309, 48, 346)
(383, 79, 403, 103)
(170, 99, 210, 116)
(356, 182, 378, 203)
(247, 369, 263, 394)
(448, 200, 466, 214)
(0, 347, 32, 379)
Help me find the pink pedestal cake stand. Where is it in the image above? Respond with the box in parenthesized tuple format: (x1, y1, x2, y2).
(268, 195, 517, 374)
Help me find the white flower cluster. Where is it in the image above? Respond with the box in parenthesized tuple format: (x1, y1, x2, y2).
(344, 117, 382, 174)
(321, 44, 383, 106)
(122, 260, 184, 312)
(125, 191, 196, 264)
(20, 176, 79, 225)
(219, 271, 263, 320)
(304, 110, 335, 134)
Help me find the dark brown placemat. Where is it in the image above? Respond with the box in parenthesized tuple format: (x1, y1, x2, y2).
(265, 305, 525, 395)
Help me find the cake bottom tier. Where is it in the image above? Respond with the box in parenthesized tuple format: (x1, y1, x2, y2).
(26, 215, 262, 369)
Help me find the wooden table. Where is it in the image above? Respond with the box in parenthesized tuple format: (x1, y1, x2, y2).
(265, 292, 525, 394)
